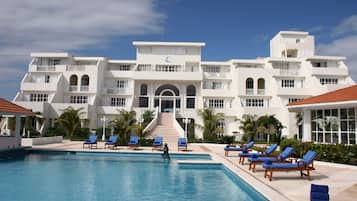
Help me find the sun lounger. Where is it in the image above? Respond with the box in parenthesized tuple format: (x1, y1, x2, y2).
(128, 135, 139, 149)
(178, 138, 188, 151)
(224, 141, 254, 156)
(152, 136, 163, 150)
(239, 144, 277, 165)
(263, 150, 318, 181)
(83, 135, 98, 149)
(248, 146, 294, 172)
(105, 135, 118, 149)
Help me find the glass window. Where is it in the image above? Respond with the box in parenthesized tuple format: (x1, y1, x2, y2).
(208, 99, 224, 109)
(140, 84, 148, 95)
(186, 98, 195, 109)
(281, 80, 295, 88)
(246, 78, 254, 89)
(70, 96, 88, 104)
(110, 97, 126, 107)
(117, 80, 128, 88)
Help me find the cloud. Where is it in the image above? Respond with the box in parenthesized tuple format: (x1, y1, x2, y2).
(0, 0, 165, 99)
(317, 16, 357, 82)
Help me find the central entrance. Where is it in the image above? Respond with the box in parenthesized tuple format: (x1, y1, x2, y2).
(154, 84, 180, 113)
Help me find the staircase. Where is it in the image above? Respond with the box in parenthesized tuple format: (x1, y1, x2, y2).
(148, 113, 180, 146)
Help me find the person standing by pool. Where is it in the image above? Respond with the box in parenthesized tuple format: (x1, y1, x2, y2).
(162, 143, 170, 160)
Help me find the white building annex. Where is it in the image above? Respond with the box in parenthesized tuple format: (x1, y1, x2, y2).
(12, 31, 355, 141)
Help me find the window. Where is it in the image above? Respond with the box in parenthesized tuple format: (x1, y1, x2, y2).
(212, 82, 222, 89)
(245, 99, 264, 107)
(320, 78, 338, 85)
(137, 64, 151, 71)
(208, 99, 224, 109)
(30, 94, 48, 102)
(70, 96, 88, 104)
(288, 98, 303, 104)
(69, 75, 78, 85)
(296, 39, 300, 43)
(140, 84, 148, 95)
(186, 85, 196, 109)
(111, 97, 126, 107)
(246, 78, 254, 89)
(216, 119, 225, 136)
(281, 80, 295, 88)
(118, 64, 131, 71)
(204, 66, 220, 73)
(155, 65, 181, 72)
(48, 58, 60, 66)
(312, 61, 328, 67)
(45, 75, 50, 83)
(117, 80, 128, 88)
(81, 75, 89, 86)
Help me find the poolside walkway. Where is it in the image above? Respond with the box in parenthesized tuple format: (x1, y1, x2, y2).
(28, 141, 357, 201)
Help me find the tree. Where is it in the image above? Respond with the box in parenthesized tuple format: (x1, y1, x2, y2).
(237, 114, 258, 142)
(56, 107, 84, 137)
(111, 110, 137, 144)
(257, 115, 284, 144)
(198, 108, 224, 142)
(141, 110, 154, 127)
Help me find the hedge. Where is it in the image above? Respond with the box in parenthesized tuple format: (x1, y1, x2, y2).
(280, 138, 357, 165)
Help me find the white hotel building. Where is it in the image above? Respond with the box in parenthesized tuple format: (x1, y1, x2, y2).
(12, 31, 355, 140)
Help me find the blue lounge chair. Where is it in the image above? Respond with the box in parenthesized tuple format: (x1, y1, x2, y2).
(105, 135, 118, 149)
(239, 144, 278, 165)
(248, 146, 294, 172)
(224, 141, 254, 156)
(152, 136, 163, 150)
(178, 138, 188, 151)
(83, 135, 98, 149)
(310, 184, 329, 201)
(128, 136, 139, 148)
(263, 150, 318, 181)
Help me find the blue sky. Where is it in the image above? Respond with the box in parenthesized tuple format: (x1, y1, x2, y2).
(1, 0, 357, 100)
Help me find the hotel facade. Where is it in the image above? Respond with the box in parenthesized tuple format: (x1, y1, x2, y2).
(12, 31, 355, 141)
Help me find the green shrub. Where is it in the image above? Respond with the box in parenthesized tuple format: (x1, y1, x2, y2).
(279, 138, 357, 165)
(216, 136, 235, 144)
(46, 127, 66, 137)
(139, 139, 154, 146)
(70, 128, 90, 141)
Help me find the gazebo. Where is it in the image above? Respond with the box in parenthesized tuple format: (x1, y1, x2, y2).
(0, 98, 34, 151)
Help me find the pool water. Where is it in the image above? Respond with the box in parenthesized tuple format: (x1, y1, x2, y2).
(0, 151, 267, 201)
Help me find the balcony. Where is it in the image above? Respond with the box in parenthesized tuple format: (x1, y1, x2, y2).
(29, 65, 67, 72)
(68, 85, 89, 92)
(203, 72, 231, 79)
(36, 65, 56, 71)
(311, 67, 348, 76)
(272, 69, 300, 77)
(201, 89, 234, 97)
(133, 71, 202, 81)
(66, 65, 96, 71)
(245, 89, 254, 95)
(276, 87, 311, 96)
(105, 88, 132, 95)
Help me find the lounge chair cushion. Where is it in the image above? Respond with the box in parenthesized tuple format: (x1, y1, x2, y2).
(263, 163, 299, 169)
(311, 184, 329, 194)
(310, 192, 329, 201)
(248, 157, 278, 163)
(224, 147, 243, 151)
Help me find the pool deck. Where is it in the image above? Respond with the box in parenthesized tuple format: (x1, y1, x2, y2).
(28, 141, 357, 201)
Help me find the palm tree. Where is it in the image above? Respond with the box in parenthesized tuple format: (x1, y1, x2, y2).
(56, 107, 84, 137)
(141, 110, 154, 127)
(257, 115, 284, 144)
(198, 108, 224, 142)
(111, 110, 137, 144)
(237, 114, 258, 142)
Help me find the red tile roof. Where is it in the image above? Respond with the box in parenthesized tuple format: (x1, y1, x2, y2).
(288, 85, 357, 107)
(0, 98, 35, 115)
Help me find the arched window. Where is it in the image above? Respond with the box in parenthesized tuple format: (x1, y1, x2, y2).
(81, 75, 89, 86)
(186, 85, 196, 96)
(186, 85, 196, 109)
(258, 78, 265, 89)
(140, 84, 148, 95)
(69, 75, 78, 86)
(246, 78, 254, 89)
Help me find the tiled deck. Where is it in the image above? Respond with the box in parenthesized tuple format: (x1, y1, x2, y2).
(29, 141, 357, 201)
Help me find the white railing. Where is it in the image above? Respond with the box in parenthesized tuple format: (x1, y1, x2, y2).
(257, 89, 265, 95)
(173, 109, 185, 138)
(143, 106, 159, 133)
(80, 86, 89, 91)
(106, 88, 132, 94)
(69, 85, 78, 91)
(36, 65, 56, 71)
(67, 65, 86, 71)
(280, 69, 299, 76)
(246, 89, 254, 95)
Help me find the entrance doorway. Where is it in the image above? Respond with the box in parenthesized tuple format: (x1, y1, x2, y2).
(161, 100, 174, 112)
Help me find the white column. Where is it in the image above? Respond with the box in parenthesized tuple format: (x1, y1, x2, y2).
(15, 115, 21, 148)
(302, 109, 311, 142)
(159, 97, 161, 112)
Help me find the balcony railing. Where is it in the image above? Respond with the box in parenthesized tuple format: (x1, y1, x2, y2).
(67, 65, 86, 71)
(245, 89, 254, 95)
(257, 89, 265, 95)
(69, 85, 78, 91)
(80, 86, 89, 91)
(106, 88, 131, 94)
(36, 65, 56, 71)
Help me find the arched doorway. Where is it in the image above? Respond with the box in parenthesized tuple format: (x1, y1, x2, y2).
(154, 84, 180, 112)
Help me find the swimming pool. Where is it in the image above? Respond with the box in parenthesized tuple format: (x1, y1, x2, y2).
(0, 151, 267, 201)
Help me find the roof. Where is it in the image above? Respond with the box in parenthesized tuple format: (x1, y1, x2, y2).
(132, 41, 205, 47)
(288, 85, 357, 107)
(306, 56, 346, 61)
(0, 98, 35, 116)
(278, 31, 309, 36)
(30, 52, 70, 58)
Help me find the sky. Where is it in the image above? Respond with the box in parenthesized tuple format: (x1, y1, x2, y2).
(1, 0, 357, 100)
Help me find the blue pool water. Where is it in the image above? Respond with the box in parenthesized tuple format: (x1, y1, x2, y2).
(0, 151, 267, 201)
